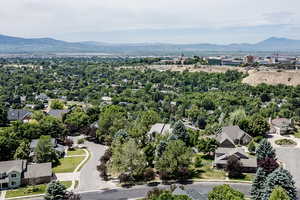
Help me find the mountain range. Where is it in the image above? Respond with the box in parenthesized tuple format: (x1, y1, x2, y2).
(0, 34, 300, 55)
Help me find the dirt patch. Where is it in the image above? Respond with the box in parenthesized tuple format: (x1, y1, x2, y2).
(242, 70, 300, 86)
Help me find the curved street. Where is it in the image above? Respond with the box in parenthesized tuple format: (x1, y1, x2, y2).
(76, 140, 116, 192)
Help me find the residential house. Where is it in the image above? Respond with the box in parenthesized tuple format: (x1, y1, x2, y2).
(47, 109, 69, 119)
(269, 118, 294, 135)
(214, 126, 257, 173)
(35, 93, 50, 102)
(7, 109, 32, 122)
(172, 187, 207, 200)
(148, 123, 172, 137)
(30, 138, 65, 159)
(0, 160, 52, 190)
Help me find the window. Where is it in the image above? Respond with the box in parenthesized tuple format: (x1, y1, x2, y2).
(11, 174, 17, 178)
(11, 181, 16, 185)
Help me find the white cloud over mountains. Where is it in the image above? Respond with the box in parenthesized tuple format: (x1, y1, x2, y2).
(0, 0, 299, 43)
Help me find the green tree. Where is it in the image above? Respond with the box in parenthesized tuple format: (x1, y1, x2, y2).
(40, 116, 66, 139)
(0, 104, 7, 126)
(171, 121, 189, 144)
(64, 110, 89, 133)
(269, 186, 290, 200)
(248, 140, 256, 154)
(50, 100, 64, 109)
(248, 115, 270, 137)
(14, 141, 30, 160)
(229, 109, 247, 125)
(264, 168, 297, 200)
(44, 181, 67, 200)
(197, 138, 218, 155)
(109, 139, 147, 178)
(155, 140, 192, 177)
(250, 168, 267, 200)
(226, 156, 243, 178)
(208, 184, 245, 200)
(256, 139, 276, 160)
(34, 135, 58, 164)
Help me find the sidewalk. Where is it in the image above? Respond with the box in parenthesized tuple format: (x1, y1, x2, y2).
(0, 191, 6, 200)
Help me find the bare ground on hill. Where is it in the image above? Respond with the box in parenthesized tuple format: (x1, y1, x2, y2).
(120, 65, 300, 86)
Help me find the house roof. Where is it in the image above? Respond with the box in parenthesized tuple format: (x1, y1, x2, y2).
(148, 123, 172, 135)
(7, 109, 32, 121)
(24, 163, 52, 179)
(47, 109, 68, 118)
(216, 126, 251, 144)
(172, 188, 207, 200)
(0, 160, 27, 173)
(30, 138, 56, 149)
(271, 118, 292, 128)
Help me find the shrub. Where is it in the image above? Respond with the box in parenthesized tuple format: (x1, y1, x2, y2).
(226, 156, 243, 178)
(257, 157, 279, 174)
(275, 139, 296, 146)
(253, 136, 264, 143)
(194, 156, 202, 168)
(119, 173, 134, 184)
(159, 171, 172, 182)
(77, 138, 85, 144)
(143, 168, 156, 181)
(177, 167, 191, 180)
(97, 163, 106, 172)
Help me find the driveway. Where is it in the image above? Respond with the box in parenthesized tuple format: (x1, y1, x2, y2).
(76, 140, 116, 192)
(275, 147, 300, 188)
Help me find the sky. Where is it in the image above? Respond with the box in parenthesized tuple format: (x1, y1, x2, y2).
(1, 0, 300, 44)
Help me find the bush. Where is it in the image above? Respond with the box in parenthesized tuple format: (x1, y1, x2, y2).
(159, 171, 172, 182)
(253, 136, 264, 143)
(143, 168, 156, 181)
(77, 138, 85, 144)
(119, 173, 134, 184)
(226, 156, 243, 178)
(177, 167, 191, 180)
(97, 163, 106, 172)
(275, 139, 297, 146)
(194, 156, 202, 168)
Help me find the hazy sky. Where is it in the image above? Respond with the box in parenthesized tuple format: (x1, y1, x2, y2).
(1, 0, 300, 43)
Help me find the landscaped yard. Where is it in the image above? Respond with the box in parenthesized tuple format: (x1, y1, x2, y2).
(67, 148, 86, 156)
(229, 173, 255, 182)
(192, 154, 226, 180)
(5, 181, 72, 198)
(53, 156, 85, 173)
(275, 138, 297, 146)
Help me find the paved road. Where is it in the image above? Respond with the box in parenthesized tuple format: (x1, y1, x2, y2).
(29, 182, 252, 200)
(76, 140, 116, 191)
(276, 147, 300, 188)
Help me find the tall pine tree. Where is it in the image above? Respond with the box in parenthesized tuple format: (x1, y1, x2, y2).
(263, 168, 297, 200)
(171, 120, 189, 144)
(256, 139, 276, 160)
(250, 168, 267, 200)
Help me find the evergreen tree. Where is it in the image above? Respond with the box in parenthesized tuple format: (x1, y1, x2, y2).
(250, 168, 267, 200)
(269, 186, 290, 200)
(171, 120, 189, 144)
(263, 168, 297, 200)
(256, 139, 276, 161)
(208, 184, 245, 200)
(44, 181, 67, 200)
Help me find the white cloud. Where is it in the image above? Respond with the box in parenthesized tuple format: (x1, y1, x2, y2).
(0, 0, 299, 42)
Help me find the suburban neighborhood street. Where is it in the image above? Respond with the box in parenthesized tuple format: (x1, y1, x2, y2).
(76, 140, 117, 192)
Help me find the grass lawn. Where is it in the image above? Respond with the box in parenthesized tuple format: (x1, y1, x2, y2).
(5, 181, 72, 198)
(53, 156, 85, 173)
(67, 148, 86, 156)
(294, 130, 300, 138)
(192, 154, 226, 180)
(229, 173, 255, 182)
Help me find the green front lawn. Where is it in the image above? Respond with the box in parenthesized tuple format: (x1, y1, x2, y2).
(5, 181, 72, 198)
(229, 173, 255, 182)
(67, 148, 86, 156)
(53, 156, 85, 173)
(294, 130, 300, 138)
(192, 154, 226, 180)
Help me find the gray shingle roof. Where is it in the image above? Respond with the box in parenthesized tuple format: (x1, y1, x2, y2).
(30, 138, 56, 149)
(148, 123, 172, 135)
(7, 109, 32, 121)
(24, 163, 52, 179)
(47, 109, 68, 118)
(0, 160, 27, 173)
(271, 118, 292, 128)
(216, 126, 252, 145)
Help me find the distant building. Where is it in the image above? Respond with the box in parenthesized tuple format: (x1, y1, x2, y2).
(148, 123, 172, 137)
(222, 59, 243, 66)
(243, 55, 255, 64)
(7, 109, 32, 122)
(0, 160, 52, 190)
(269, 118, 294, 135)
(47, 109, 69, 119)
(206, 57, 222, 65)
